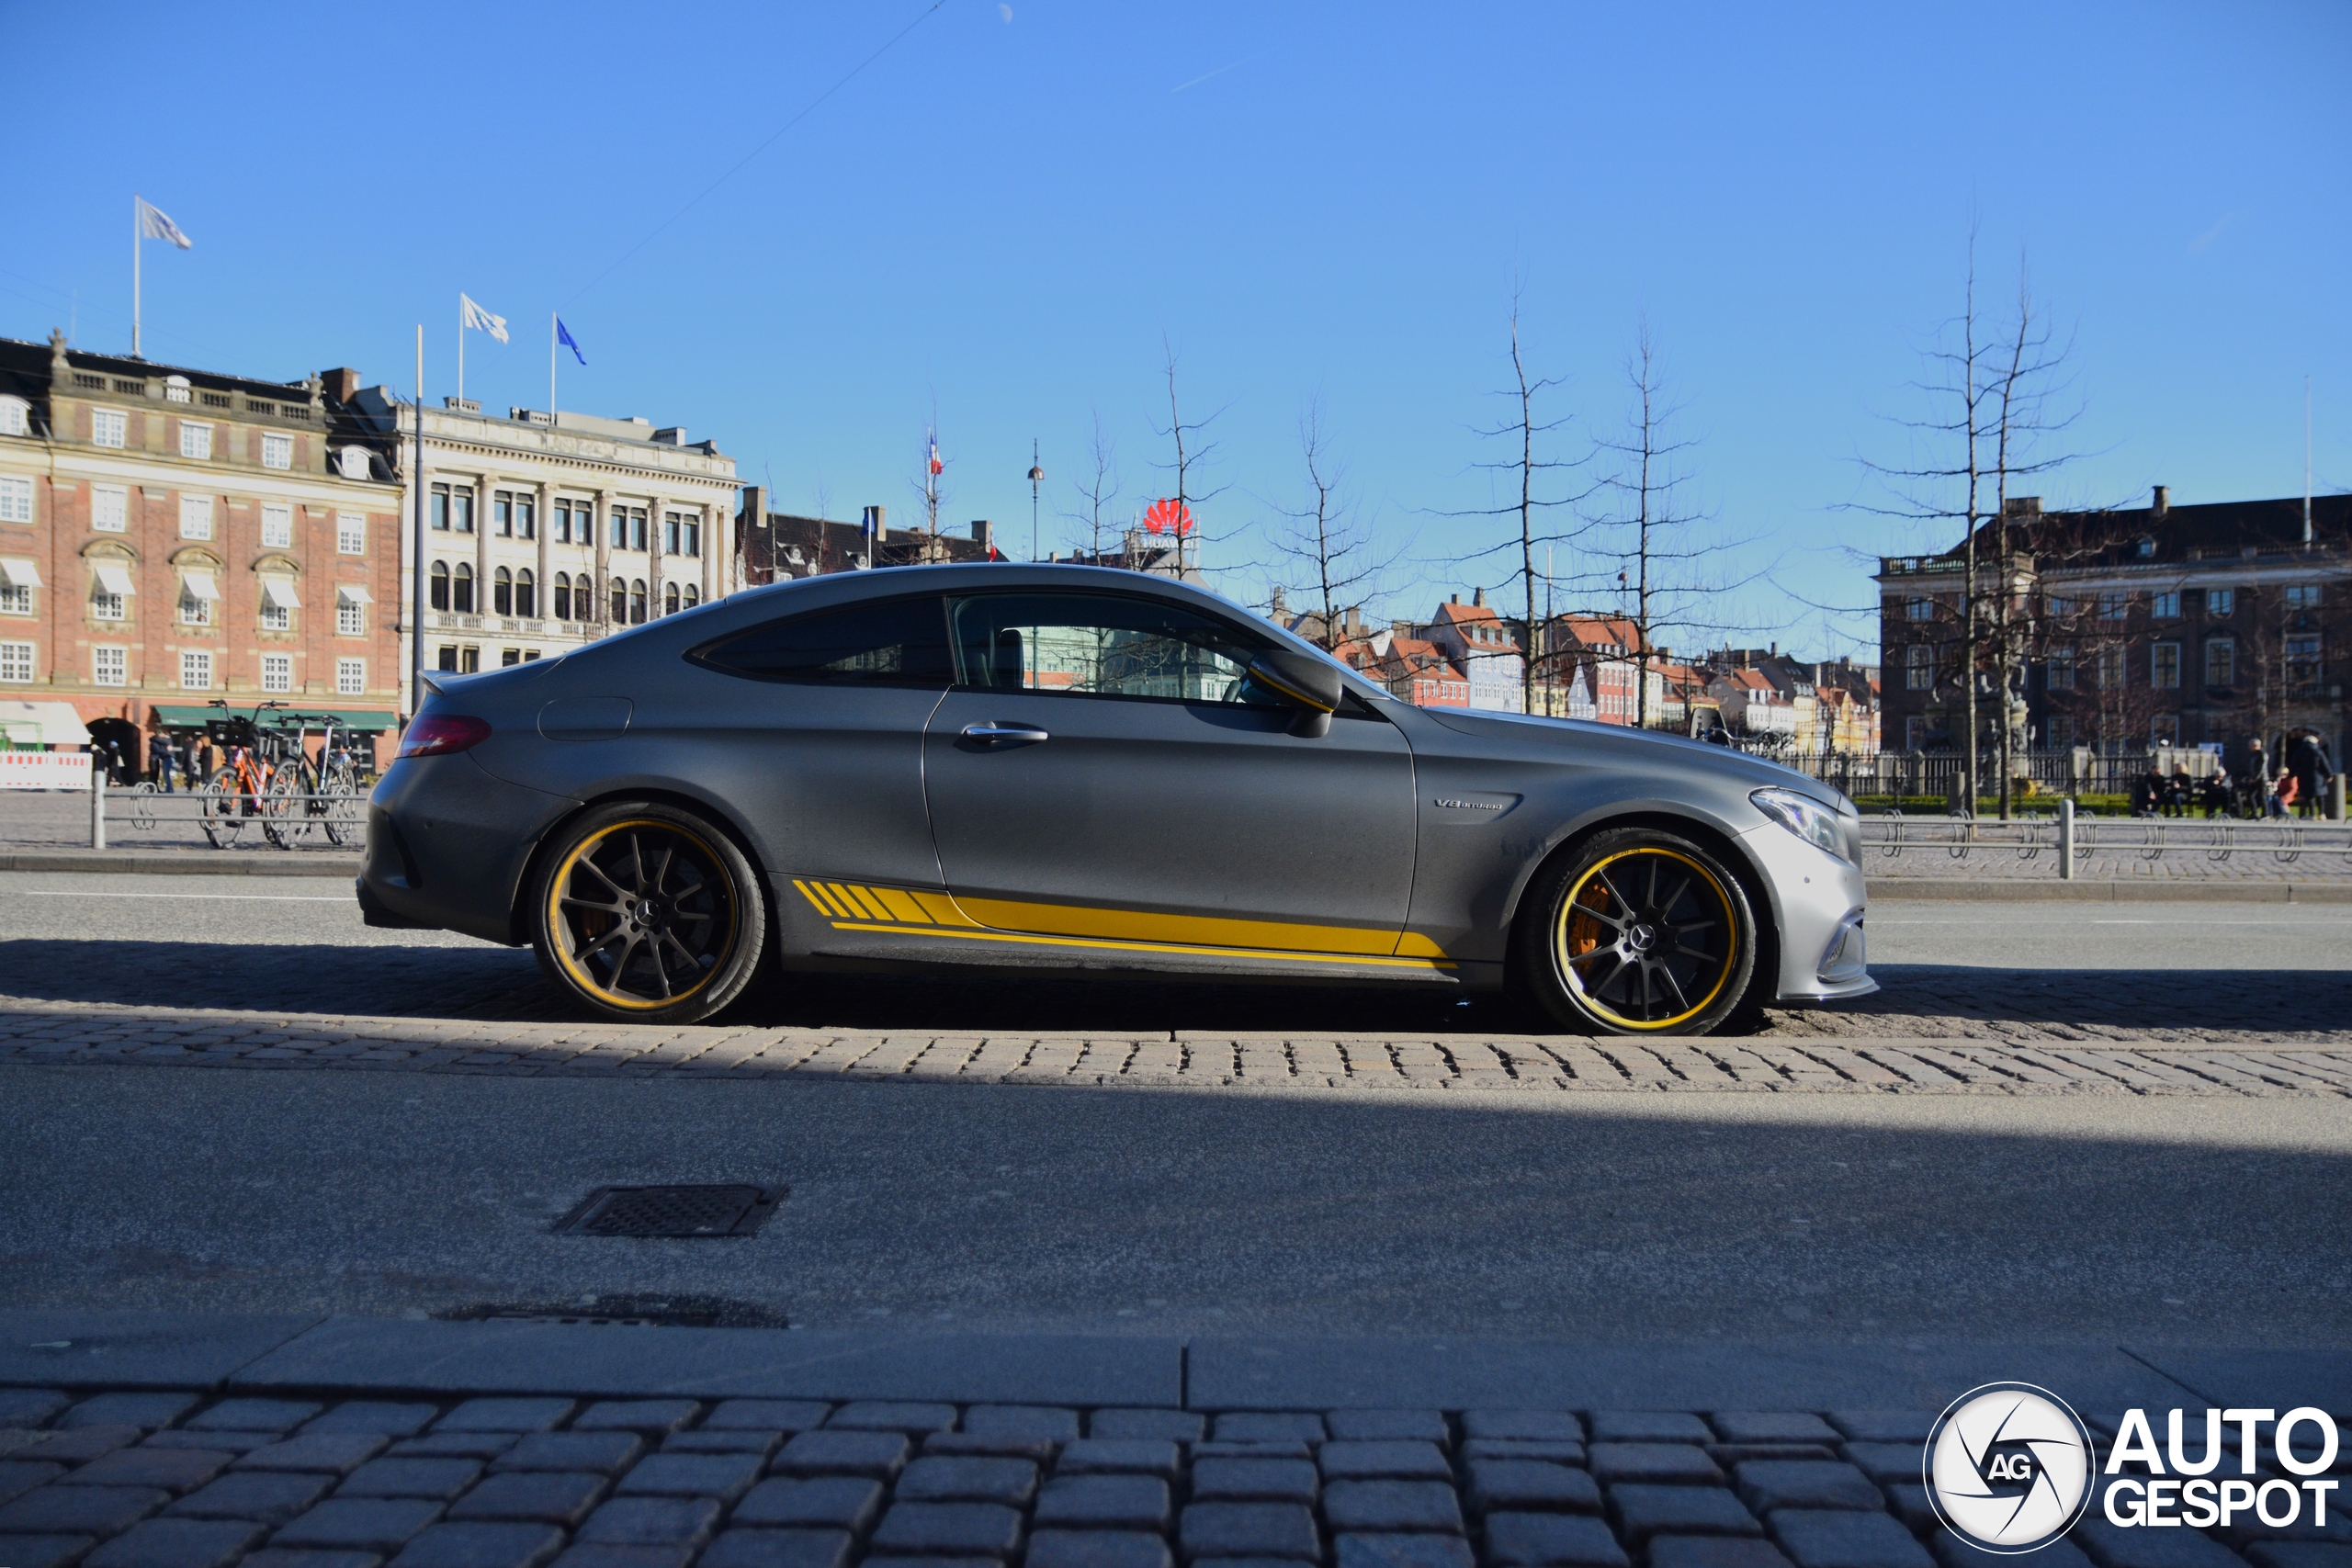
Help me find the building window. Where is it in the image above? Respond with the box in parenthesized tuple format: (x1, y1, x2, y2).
(2046, 715, 2075, 749)
(557, 500, 590, 544)
(613, 506, 646, 551)
(2206, 587, 2234, 616)
(429, 561, 449, 612)
(338, 446, 371, 481)
(629, 579, 647, 625)
(502, 648, 522, 668)
(180, 422, 213, 460)
(663, 582, 680, 617)
(2046, 645, 2075, 691)
(180, 496, 213, 540)
(2151, 592, 2179, 619)
(2151, 642, 2180, 688)
(2097, 592, 2127, 623)
(682, 584, 698, 610)
(2286, 635, 2324, 693)
(1904, 644, 1932, 691)
(2204, 637, 2234, 687)
(261, 653, 292, 693)
(432, 484, 475, 533)
(514, 496, 534, 540)
(452, 561, 476, 615)
(494, 491, 514, 537)
(337, 658, 366, 695)
(181, 650, 212, 690)
(92, 484, 127, 532)
(2149, 714, 2179, 746)
(437, 645, 458, 671)
(0, 476, 31, 524)
(0, 640, 34, 682)
(261, 434, 293, 470)
(92, 585, 125, 620)
(93, 410, 126, 448)
(493, 565, 513, 616)
(552, 571, 571, 621)
(1903, 716, 1923, 751)
(93, 646, 127, 687)
(261, 600, 289, 631)
(514, 568, 536, 618)
(261, 502, 293, 548)
(0, 396, 28, 436)
(2097, 646, 2123, 689)
(431, 483, 450, 531)
(337, 513, 365, 555)
(1904, 596, 1931, 622)
(179, 572, 216, 626)
(610, 576, 626, 623)
(2285, 584, 2323, 612)
(460, 646, 480, 674)
(0, 581, 28, 616)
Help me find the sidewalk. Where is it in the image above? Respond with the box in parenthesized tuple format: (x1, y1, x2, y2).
(3, 1313, 2344, 1568)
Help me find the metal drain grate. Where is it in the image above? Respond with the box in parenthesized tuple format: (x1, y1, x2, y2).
(552, 1184, 783, 1238)
(435, 1294, 788, 1328)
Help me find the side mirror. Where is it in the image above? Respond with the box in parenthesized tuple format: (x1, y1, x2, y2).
(1245, 649, 1342, 738)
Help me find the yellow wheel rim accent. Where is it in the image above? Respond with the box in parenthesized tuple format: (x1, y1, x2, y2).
(547, 819, 739, 1011)
(1554, 846, 1736, 1031)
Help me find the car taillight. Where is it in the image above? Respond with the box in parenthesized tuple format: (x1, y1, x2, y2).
(398, 714, 492, 759)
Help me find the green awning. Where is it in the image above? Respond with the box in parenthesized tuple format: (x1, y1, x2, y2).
(152, 705, 401, 733)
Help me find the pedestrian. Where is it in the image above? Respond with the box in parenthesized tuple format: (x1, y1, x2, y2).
(2273, 773, 2297, 818)
(2168, 765, 2193, 818)
(147, 720, 176, 794)
(2286, 732, 2335, 821)
(2199, 771, 2229, 819)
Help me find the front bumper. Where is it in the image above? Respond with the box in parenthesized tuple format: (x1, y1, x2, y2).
(1736, 819, 1877, 1005)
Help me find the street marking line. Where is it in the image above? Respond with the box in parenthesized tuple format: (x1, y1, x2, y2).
(23, 891, 349, 901)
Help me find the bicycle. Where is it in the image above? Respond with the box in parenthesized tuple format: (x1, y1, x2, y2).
(197, 700, 286, 848)
(261, 713, 366, 848)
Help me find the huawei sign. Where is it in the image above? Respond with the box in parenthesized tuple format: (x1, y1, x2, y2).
(1142, 498, 1194, 536)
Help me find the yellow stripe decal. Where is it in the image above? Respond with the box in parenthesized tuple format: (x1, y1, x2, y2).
(821, 921, 1455, 972)
(829, 883, 887, 921)
(793, 879, 843, 919)
(911, 890, 984, 927)
(871, 886, 934, 924)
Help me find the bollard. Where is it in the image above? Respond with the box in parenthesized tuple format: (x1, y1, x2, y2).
(2334, 773, 2347, 823)
(90, 765, 106, 851)
(2057, 797, 2074, 879)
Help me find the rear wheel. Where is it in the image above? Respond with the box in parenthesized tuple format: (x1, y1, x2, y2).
(530, 802, 766, 1024)
(1513, 827, 1757, 1036)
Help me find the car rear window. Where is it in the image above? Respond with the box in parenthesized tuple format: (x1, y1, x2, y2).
(688, 595, 954, 685)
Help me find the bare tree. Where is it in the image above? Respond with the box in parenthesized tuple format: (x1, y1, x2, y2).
(1152, 337, 1231, 578)
(1266, 402, 1403, 649)
(1447, 299, 1599, 712)
(1059, 409, 1121, 563)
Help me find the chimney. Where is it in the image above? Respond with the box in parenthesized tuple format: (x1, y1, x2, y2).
(1450, 592, 1460, 605)
(318, 367, 361, 403)
(2152, 485, 2169, 517)
(1473, 586, 1486, 607)
(969, 519, 992, 549)
(2002, 496, 2041, 519)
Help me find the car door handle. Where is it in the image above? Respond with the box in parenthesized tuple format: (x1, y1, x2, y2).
(961, 724, 1050, 746)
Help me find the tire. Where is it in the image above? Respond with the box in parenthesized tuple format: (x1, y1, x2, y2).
(530, 801, 767, 1025)
(197, 773, 245, 848)
(1512, 826, 1758, 1037)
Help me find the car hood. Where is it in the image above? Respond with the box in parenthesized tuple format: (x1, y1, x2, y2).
(1415, 706, 1851, 811)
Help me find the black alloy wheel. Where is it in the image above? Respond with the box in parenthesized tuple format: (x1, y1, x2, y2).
(1515, 826, 1758, 1036)
(531, 802, 767, 1024)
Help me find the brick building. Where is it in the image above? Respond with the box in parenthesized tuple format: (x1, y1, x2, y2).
(734, 491, 1001, 583)
(1877, 488, 2348, 762)
(0, 332, 403, 750)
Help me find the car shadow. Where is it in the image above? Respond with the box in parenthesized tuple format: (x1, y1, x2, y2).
(0, 938, 2345, 1040)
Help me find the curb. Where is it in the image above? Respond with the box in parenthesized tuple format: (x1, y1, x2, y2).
(0, 851, 363, 876)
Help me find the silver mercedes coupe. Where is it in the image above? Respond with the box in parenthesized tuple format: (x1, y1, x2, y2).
(357, 564, 1873, 1033)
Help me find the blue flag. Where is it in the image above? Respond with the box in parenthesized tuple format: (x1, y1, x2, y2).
(556, 318, 586, 366)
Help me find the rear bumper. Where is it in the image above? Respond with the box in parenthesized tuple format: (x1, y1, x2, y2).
(358, 754, 574, 945)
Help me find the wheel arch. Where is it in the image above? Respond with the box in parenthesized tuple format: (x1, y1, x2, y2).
(504, 783, 776, 947)
(1499, 807, 1781, 1003)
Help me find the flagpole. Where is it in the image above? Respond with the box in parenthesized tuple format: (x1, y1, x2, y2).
(131, 197, 141, 358)
(456, 297, 465, 403)
(549, 311, 558, 424)
(412, 324, 428, 723)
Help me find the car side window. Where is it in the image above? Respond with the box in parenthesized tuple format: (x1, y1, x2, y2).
(946, 592, 1270, 705)
(687, 595, 954, 686)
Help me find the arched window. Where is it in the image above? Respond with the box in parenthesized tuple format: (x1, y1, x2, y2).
(452, 561, 475, 614)
(429, 560, 449, 612)
(610, 576, 627, 624)
(629, 579, 648, 625)
(492, 565, 513, 616)
(551, 571, 570, 622)
(662, 583, 680, 617)
(514, 568, 536, 619)
(682, 584, 699, 609)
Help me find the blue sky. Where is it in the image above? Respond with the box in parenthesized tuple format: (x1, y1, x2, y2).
(5, 1, 2346, 660)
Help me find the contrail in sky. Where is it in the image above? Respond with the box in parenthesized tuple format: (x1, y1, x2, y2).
(1172, 55, 1254, 93)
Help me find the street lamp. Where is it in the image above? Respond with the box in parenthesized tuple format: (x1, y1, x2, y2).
(1027, 441, 1044, 561)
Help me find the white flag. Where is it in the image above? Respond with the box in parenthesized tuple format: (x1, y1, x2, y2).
(136, 197, 192, 249)
(459, 294, 510, 344)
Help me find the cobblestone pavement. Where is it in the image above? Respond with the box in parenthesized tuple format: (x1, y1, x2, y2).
(2, 1385, 2343, 1568)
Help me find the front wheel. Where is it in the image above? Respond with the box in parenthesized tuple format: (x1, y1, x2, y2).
(1512, 827, 1758, 1036)
(530, 803, 767, 1025)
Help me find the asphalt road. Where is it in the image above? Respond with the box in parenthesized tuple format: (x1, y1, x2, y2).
(2, 873, 2347, 1345)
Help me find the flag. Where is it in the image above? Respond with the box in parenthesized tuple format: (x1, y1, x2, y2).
(136, 197, 191, 249)
(460, 294, 510, 344)
(557, 319, 586, 366)
(927, 434, 944, 476)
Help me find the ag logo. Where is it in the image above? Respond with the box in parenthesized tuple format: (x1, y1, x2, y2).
(1926, 1382, 2097, 1552)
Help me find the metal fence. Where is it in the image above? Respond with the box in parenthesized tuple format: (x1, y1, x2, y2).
(1859, 810, 2352, 875)
(1766, 748, 2230, 799)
